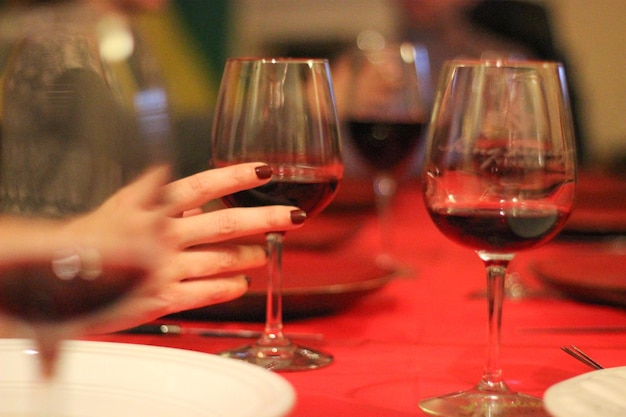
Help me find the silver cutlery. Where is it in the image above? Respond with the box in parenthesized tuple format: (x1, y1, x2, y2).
(561, 345, 604, 370)
(118, 323, 324, 341)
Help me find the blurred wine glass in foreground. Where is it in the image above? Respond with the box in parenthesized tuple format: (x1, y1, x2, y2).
(420, 60, 576, 416)
(339, 38, 432, 268)
(212, 57, 343, 371)
(0, 0, 171, 412)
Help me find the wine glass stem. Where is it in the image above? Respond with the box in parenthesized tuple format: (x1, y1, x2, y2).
(261, 232, 288, 346)
(373, 172, 397, 256)
(481, 258, 512, 390)
(34, 329, 64, 417)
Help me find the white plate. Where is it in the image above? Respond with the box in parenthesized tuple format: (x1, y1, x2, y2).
(544, 366, 626, 417)
(0, 339, 295, 417)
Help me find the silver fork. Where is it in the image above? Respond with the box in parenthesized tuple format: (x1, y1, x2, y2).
(561, 345, 604, 370)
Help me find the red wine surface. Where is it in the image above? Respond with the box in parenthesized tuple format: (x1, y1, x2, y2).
(222, 177, 340, 218)
(428, 206, 570, 252)
(347, 120, 425, 171)
(0, 263, 146, 323)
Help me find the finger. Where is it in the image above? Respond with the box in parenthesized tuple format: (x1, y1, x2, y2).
(181, 208, 203, 217)
(106, 165, 171, 212)
(164, 162, 271, 216)
(170, 244, 267, 279)
(74, 274, 249, 335)
(165, 275, 250, 314)
(173, 206, 305, 248)
(132, 165, 172, 206)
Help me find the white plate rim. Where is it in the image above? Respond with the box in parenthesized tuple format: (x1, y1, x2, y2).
(0, 338, 296, 417)
(544, 366, 626, 417)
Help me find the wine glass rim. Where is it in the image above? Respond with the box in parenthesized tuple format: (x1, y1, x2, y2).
(444, 59, 563, 69)
(226, 57, 329, 64)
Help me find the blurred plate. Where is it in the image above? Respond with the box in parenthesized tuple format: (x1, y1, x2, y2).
(532, 243, 626, 307)
(0, 339, 295, 417)
(544, 366, 626, 417)
(173, 248, 397, 322)
(564, 171, 626, 236)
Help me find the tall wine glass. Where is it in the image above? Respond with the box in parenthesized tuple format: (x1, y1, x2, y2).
(211, 58, 343, 371)
(0, 0, 171, 410)
(341, 41, 431, 267)
(420, 60, 576, 416)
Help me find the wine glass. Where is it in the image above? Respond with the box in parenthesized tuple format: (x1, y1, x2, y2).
(0, 0, 171, 411)
(211, 58, 343, 371)
(340, 40, 431, 267)
(420, 60, 576, 416)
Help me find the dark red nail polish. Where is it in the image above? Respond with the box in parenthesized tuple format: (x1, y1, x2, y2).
(290, 209, 307, 225)
(254, 165, 273, 179)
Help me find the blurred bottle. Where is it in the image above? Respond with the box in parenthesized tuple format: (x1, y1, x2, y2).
(0, 0, 172, 217)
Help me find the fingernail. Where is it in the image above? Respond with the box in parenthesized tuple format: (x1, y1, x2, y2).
(244, 276, 251, 286)
(254, 165, 273, 179)
(290, 209, 307, 225)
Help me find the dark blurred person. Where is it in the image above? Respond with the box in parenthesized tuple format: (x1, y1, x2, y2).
(398, 0, 586, 164)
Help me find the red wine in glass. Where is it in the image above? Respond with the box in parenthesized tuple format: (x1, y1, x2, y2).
(346, 118, 427, 267)
(419, 60, 577, 417)
(347, 119, 426, 172)
(427, 206, 571, 253)
(222, 174, 340, 218)
(339, 44, 431, 266)
(211, 58, 343, 371)
(0, 262, 147, 378)
(0, 264, 146, 323)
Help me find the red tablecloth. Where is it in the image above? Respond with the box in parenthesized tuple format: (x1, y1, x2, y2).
(87, 179, 626, 416)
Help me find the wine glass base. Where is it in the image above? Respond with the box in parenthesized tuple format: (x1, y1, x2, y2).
(219, 343, 333, 372)
(419, 387, 549, 417)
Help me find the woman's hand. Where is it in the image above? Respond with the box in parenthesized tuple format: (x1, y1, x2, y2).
(75, 162, 305, 335)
